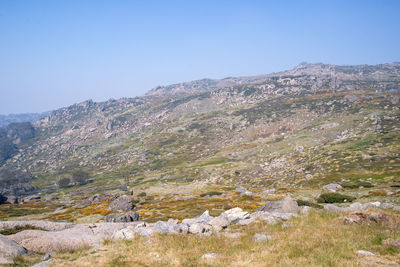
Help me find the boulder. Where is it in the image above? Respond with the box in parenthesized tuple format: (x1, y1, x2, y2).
(105, 212, 139, 223)
(182, 210, 213, 226)
(0, 234, 28, 264)
(322, 183, 343, 193)
(8, 223, 129, 253)
(257, 197, 299, 214)
(250, 211, 295, 224)
(5, 195, 18, 204)
(189, 222, 212, 234)
(253, 233, 273, 243)
(111, 222, 147, 240)
(222, 207, 250, 224)
(208, 214, 230, 231)
(109, 195, 134, 211)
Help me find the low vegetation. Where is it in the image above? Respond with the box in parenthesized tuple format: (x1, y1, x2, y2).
(14, 211, 400, 267)
(317, 193, 356, 204)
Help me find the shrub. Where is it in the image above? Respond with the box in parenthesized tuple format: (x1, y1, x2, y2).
(341, 181, 373, 189)
(200, 191, 222, 197)
(57, 177, 71, 188)
(317, 193, 355, 203)
(71, 170, 89, 185)
(296, 200, 323, 209)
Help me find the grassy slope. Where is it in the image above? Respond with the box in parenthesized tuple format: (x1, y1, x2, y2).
(14, 210, 400, 267)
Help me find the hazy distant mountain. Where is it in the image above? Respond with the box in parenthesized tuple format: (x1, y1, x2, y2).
(0, 112, 51, 127)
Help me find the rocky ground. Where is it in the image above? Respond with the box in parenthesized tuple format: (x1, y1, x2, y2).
(0, 182, 400, 266)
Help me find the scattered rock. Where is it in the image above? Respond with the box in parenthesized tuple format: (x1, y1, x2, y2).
(201, 253, 216, 259)
(257, 197, 299, 214)
(322, 183, 343, 192)
(44, 195, 58, 202)
(182, 210, 213, 226)
(109, 195, 134, 211)
(105, 212, 139, 223)
(356, 250, 375, 256)
(222, 207, 250, 224)
(343, 212, 392, 226)
(262, 188, 276, 195)
(41, 253, 51, 261)
(235, 187, 247, 194)
(209, 214, 230, 231)
(31, 259, 54, 267)
(253, 233, 273, 243)
(22, 195, 41, 203)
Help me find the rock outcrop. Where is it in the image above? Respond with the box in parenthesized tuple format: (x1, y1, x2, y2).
(0, 234, 28, 264)
(108, 195, 133, 211)
(257, 197, 299, 214)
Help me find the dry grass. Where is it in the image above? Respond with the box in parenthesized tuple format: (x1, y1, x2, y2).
(45, 210, 400, 267)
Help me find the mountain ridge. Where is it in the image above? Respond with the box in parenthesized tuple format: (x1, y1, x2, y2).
(1, 62, 399, 196)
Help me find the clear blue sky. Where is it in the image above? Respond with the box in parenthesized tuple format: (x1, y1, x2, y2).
(1, 0, 399, 114)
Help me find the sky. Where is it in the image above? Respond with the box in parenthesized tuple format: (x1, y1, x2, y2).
(0, 0, 399, 114)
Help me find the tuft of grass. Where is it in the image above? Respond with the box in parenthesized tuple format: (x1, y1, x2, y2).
(199, 191, 222, 197)
(0, 225, 48, 235)
(317, 193, 356, 203)
(296, 200, 323, 209)
(341, 181, 374, 189)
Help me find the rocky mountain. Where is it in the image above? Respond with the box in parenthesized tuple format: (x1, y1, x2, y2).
(1, 62, 399, 194)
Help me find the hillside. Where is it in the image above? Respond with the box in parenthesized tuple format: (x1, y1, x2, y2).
(1, 62, 400, 194)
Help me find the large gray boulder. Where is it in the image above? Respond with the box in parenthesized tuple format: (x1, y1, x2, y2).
(0, 234, 28, 264)
(182, 210, 213, 226)
(209, 214, 230, 231)
(8, 223, 129, 253)
(108, 195, 133, 211)
(257, 197, 299, 214)
(222, 207, 250, 224)
(105, 212, 139, 223)
(5, 195, 18, 204)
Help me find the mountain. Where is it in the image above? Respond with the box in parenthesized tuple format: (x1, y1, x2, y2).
(1, 62, 399, 194)
(0, 112, 51, 127)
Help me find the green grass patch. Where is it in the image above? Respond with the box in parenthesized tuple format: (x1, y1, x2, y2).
(317, 193, 356, 203)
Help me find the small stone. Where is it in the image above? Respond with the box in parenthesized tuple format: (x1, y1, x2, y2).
(356, 250, 375, 256)
(253, 233, 273, 243)
(41, 253, 51, 261)
(201, 253, 216, 259)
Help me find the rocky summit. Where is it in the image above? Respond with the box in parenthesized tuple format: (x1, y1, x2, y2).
(0, 63, 400, 266)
